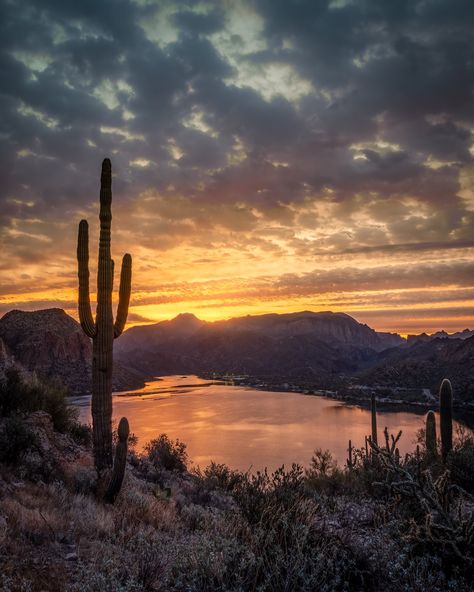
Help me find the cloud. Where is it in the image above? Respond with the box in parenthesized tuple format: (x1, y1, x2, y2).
(0, 0, 473, 332)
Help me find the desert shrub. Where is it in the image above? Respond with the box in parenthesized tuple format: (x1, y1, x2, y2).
(67, 562, 144, 592)
(68, 421, 93, 447)
(448, 440, 474, 493)
(0, 416, 35, 464)
(193, 462, 245, 492)
(144, 434, 187, 472)
(307, 448, 337, 477)
(231, 463, 305, 526)
(0, 368, 24, 415)
(71, 466, 98, 494)
(305, 449, 348, 493)
(0, 368, 76, 432)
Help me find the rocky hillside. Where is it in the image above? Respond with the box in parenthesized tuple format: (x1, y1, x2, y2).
(0, 309, 143, 395)
(115, 311, 403, 382)
(356, 336, 474, 403)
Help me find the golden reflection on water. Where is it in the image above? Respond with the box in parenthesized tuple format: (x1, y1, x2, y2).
(76, 375, 434, 472)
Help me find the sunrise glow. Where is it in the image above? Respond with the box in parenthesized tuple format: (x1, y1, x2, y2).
(1, 0, 473, 337)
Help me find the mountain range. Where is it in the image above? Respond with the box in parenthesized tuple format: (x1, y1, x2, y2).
(1, 308, 473, 403)
(114, 311, 403, 379)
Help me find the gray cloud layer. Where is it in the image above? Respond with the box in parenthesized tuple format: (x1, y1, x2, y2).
(0, 0, 473, 324)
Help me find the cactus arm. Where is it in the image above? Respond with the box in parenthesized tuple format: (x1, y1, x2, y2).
(104, 417, 129, 503)
(114, 254, 132, 338)
(77, 219, 96, 338)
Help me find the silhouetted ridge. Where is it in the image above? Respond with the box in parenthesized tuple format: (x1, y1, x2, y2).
(114, 310, 404, 380)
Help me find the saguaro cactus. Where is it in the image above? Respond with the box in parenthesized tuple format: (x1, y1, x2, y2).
(77, 158, 132, 476)
(425, 410, 437, 459)
(371, 392, 378, 446)
(439, 378, 453, 461)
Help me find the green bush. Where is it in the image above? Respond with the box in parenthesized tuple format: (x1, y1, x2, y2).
(0, 416, 35, 464)
(68, 421, 93, 447)
(144, 434, 188, 472)
(0, 368, 77, 432)
(193, 462, 245, 492)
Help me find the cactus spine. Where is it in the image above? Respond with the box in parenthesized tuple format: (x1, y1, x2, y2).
(439, 378, 453, 461)
(77, 158, 132, 478)
(371, 392, 377, 446)
(425, 410, 437, 459)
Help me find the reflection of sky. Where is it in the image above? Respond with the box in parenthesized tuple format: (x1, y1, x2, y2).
(76, 375, 441, 472)
(1, 1, 474, 336)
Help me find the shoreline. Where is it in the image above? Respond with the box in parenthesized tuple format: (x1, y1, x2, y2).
(198, 373, 474, 416)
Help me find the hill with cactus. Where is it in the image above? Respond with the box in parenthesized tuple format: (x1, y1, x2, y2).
(0, 309, 143, 395)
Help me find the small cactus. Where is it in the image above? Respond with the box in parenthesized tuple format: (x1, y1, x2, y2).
(425, 410, 437, 459)
(371, 393, 378, 446)
(439, 379, 453, 461)
(105, 417, 129, 504)
(346, 439, 354, 470)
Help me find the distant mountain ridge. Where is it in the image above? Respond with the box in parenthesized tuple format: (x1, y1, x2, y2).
(3, 308, 472, 404)
(115, 310, 404, 381)
(0, 309, 143, 395)
(407, 328, 474, 345)
(118, 311, 403, 354)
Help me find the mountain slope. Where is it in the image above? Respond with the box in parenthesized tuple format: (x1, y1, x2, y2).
(0, 309, 143, 395)
(356, 336, 474, 403)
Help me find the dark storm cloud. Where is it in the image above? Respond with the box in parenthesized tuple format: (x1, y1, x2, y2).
(0, 0, 473, 274)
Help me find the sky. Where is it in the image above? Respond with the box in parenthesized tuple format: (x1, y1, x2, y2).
(0, 0, 473, 336)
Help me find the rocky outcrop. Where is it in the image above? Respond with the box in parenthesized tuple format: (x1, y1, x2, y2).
(0, 309, 143, 395)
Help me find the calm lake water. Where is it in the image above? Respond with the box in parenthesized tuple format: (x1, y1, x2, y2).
(73, 375, 440, 472)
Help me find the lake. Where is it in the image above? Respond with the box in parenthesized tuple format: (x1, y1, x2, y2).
(73, 374, 439, 472)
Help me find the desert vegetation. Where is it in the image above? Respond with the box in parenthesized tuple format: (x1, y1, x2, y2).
(0, 369, 473, 591)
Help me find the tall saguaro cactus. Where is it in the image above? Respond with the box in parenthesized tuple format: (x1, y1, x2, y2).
(77, 158, 132, 474)
(439, 378, 453, 462)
